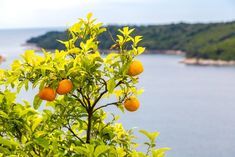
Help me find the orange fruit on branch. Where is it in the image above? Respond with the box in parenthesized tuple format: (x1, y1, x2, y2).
(38, 87, 56, 101)
(56, 79, 73, 95)
(127, 60, 144, 76)
(124, 96, 140, 112)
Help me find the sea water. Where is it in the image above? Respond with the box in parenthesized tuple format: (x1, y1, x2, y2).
(1, 29, 235, 157)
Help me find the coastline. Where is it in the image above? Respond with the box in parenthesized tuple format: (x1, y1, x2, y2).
(19, 44, 235, 67)
(23, 43, 186, 56)
(180, 58, 235, 66)
(144, 50, 186, 55)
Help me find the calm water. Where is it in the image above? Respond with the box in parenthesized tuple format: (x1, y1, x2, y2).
(1, 29, 235, 157)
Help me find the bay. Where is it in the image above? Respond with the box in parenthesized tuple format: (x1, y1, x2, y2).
(1, 29, 235, 157)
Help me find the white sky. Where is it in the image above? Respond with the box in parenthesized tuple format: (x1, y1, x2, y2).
(0, 0, 235, 28)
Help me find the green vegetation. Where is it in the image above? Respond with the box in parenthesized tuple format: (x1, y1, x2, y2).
(27, 21, 235, 60)
(0, 13, 170, 156)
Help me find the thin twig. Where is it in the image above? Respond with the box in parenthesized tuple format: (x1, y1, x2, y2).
(93, 92, 127, 113)
(66, 126, 85, 144)
(92, 102, 120, 113)
(107, 27, 116, 43)
(92, 79, 108, 108)
(77, 88, 91, 108)
(115, 80, 123, 87)
(92, 80, 123, 110)
(71, 94, 87, 109)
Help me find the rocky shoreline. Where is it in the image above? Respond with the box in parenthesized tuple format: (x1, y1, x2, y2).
(180, 58, 235, 66)
(145, 50, 186, 55)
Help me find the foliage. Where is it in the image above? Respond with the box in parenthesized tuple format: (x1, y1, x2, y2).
(28, 21, 235, 61)
(0, 13, 170, 156)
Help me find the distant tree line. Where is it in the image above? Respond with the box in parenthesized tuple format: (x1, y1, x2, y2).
(27, 21, 235, 60)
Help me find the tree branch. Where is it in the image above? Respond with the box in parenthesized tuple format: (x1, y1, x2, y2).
(66, 126, 85, 144)
(93, 91, 127, 113)
(71, 94, 87, 110)
(91, 79, 108, 109)
(77, 88, 91, 108)
(115, 80, 123, 87)
(92, 102, 120, 113)
(92, 79, 123, 110)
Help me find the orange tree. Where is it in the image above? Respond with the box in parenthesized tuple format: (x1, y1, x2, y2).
(0, 13, 170, 156)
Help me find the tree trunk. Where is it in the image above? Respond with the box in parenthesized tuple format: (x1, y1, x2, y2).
(86, 111, 92, 143)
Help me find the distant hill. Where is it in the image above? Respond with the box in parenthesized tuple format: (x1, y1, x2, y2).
(27, 21, 235, 61)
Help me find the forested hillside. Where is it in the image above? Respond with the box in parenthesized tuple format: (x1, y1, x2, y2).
(27, 21, 235, 60)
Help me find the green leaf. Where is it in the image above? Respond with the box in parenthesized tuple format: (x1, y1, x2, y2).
(34, 137, 50, 150)
(21, 135, 27, 144)
(87, 12, 93, 21)
(24, 79, 29, 91)
(17, 81, 24, 93)
(137, 47, 145, 55)
(107, 78, 115, 94)
(11, 60, 21, 70)
(0, 94, 4, 103)
(152, 148, 171, 157)
(139, 130, 160, 143)
(4, 90, 16, 104)
(6, 75, 18, 85)
(36, 65, 54, 72)
(32, 117, 43, 132)
(32, 78, 41, 89)
(21, 50, 35, 63)
(117, 35, 124, 43)
(137, 88, 144, 95)
(117, 103, 125, 113)
(73, 146, 89, 155)
(115, 147, 126, 156)
(133, 36, 143, 45)
(33, 94, 42, 110)
(105, 53, 118, 63)
(0, 137, 20, 148)
(0, 146, 11, 154)
(94, 145, 110, 157)
(119, 27, 135, 36)
(19, 107, 36, 117)
(0, 111, 8, 119)
(86, 144, 95, 155)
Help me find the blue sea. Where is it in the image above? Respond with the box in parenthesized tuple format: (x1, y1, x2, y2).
(1, 29, 235, 157)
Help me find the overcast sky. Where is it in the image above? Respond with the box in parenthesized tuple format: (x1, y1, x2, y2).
(0, 0, 235, 28)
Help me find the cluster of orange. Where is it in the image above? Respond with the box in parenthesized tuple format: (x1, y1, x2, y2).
(38, 79, 73, 101)
(38, 60, 144, 112)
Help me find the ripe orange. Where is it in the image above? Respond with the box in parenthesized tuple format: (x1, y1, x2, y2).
(127, 60, 144, 76)
(124, 96, 140, 112)
(56, 79, 73, 95)
(38, 87, 56, 101)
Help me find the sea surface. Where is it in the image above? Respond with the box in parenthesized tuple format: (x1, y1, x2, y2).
(1, 29, 235, 157)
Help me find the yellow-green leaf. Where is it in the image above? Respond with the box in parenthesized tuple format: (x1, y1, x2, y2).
(107, 78, 115, 94)
(32, 117, 43, 132)
(94, 145, 109, 157)
(137, 47, 145, 55)
(139, 130, 160, 143)
(0, 111, 8, 119)
(33, 94, 42, 110)
(87, 12, 93, 21)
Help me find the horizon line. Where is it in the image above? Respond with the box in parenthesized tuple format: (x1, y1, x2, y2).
(0, 19, 235, 30)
